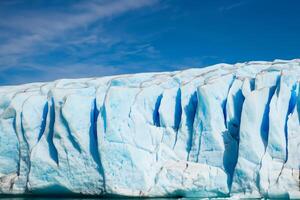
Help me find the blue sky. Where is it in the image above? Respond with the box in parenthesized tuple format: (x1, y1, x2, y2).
(0, 0, 300, 85)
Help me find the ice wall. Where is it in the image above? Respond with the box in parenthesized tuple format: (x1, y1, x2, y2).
(0, 59, 299, 198)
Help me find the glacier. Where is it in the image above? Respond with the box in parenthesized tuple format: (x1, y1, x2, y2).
(0, 59, 299, 198)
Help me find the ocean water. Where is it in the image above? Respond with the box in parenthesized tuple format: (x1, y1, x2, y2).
(0, 198, 192, 200)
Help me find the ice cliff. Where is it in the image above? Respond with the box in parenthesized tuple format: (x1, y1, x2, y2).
(0, 59, 299, 198)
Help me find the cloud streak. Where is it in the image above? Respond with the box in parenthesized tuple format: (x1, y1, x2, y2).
(218, 0, 249, 12)
(0, 0, 158, 69)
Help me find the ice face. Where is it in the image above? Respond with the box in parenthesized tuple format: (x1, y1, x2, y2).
(0, 59, 299, 198)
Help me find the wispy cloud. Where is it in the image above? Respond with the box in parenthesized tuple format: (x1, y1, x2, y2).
(219, 1, 249, 12)
(0, 0, 159, 78)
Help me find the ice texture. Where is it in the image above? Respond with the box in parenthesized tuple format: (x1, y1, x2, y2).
(0, 59, 299, 198)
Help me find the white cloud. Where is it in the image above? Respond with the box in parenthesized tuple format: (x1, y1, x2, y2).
(0, 0, 158, 62)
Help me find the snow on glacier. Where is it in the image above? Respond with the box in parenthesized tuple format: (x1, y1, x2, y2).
(0, 59, 299, 198)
